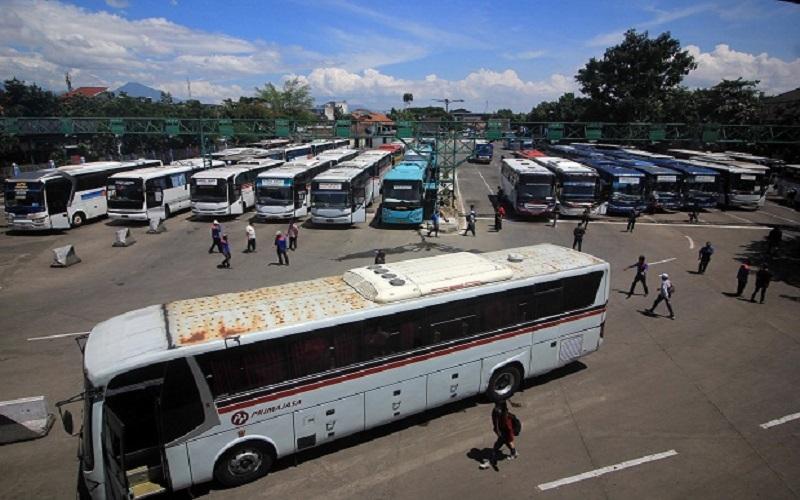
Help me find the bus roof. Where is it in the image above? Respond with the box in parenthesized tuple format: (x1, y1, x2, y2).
(502, 158, 555, 176)
(83, 244, 606, 385)
(11, 159, 159, 182)
(233, 158, 284, 168)
(192, 161, 281, 179)
(170, 158, 225, 169)
(313, 165, 369, 182)
(583, 160, 645, 177)
(534, 157, 597, 175)
(357, 149, 392, 159)
(109, 165, 193, 181)
(384, 163, 426, 181)
(621, 161, 681, 176)
(282, 157, 332, 169)
(657, 159, 719, 176)
(620, 149, 674, 160)
(257, 164, 317, 179)
(316, 148, 359, 161)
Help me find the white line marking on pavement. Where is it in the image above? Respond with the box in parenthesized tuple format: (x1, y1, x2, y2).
(685, 235, 695, 249)
(475, 167, 494, 194)
(537, 450, 679, 491)
(27, 331, 90, 341)
(760, 412, 800, 429)
(724, 212, 752, 224)
(649, 258, 677, 265)
(557, 220, 770, 230)
(760, 211, 800, 225)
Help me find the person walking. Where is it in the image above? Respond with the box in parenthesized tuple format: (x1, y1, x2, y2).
(208, 220, 223, 253)
(463, 205, 477, 237)
(427, 208, 448, 237)
(494, 206, 505, 231)
(767, 226, 782, 255)
(735, 259, 751, 296)
(496, 186, 504, 206)
(245, 223, 256, 253)
(750, 265, 772, 304)
(581, 207, 591, 227)
(479, 401, 518, 470)
(626, 209, 639, 232)
(374, 249, 386, 264)
(219, 234, 232, 269)
(688, 205, 700, 224)
(274, 231, 289, 265)
(698, 241, 714, 274)
(646, 273, 675, 319)
(287, 220, 299, 251)
(626, 255, 649, 297)
(572, 223, 586, 251)
(551, 203, 560, 228)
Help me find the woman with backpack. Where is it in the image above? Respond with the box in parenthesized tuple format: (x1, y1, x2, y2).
(479, 401, 519, 469)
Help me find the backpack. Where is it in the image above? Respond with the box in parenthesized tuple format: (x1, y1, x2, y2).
(510, 413, 522, 436)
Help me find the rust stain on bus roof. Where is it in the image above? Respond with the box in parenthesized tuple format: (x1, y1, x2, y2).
(166, 276, 376, 347)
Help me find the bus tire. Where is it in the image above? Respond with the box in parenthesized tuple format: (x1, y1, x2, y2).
(214, 440, 274, 488)
(486, 365, 521, 402)
(163, 204, 171, 220)
(71, 212, 86, 227)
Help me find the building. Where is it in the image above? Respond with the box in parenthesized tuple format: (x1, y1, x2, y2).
(61, 86, 109, 99)
(351, 109, 394, 136)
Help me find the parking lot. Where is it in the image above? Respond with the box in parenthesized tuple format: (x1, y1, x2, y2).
(1, 149, 799, 499)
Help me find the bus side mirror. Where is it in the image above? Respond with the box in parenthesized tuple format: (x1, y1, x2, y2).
(61, 409, 74, 435)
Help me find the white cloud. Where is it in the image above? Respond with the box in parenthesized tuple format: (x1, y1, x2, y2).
(502, 50, 547, 61)
(685, 44, 800, 94)
(297, 67, 577, 112)
(586, 4, 715, 48)
(105, 0, 129, 8)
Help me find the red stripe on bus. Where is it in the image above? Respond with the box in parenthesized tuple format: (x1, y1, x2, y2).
(217, 307, 605, 414)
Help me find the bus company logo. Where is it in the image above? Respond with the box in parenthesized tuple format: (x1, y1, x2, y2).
(250, 399, 302, 418)
(231, 411, 249, 426)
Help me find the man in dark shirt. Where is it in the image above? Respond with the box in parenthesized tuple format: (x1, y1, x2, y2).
(698, 242, 714, 274)
(750, 265, 772, 304)
(572, 223, 586, 251)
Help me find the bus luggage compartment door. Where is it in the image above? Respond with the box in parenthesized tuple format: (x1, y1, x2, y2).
(426, 361, 481, 408)
(293, 393, 364, 450)
(364, 376, 426, 428)
(102, 408, 130, 500)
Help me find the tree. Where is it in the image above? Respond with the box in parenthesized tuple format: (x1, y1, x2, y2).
(0, 78, 60, 116)
(527, 93, 592, 122)
(576, 29, 696, 122)
(255, 77, 314, 120)
(403, 92, 413, 107)
(695, 79, 763, 124)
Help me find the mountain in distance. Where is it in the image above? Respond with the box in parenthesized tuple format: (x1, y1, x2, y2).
(113, 82, 172, 101)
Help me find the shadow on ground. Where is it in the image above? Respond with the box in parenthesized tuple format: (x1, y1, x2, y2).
(733, 231, 800, 289)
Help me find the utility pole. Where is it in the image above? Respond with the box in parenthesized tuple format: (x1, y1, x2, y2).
(433, 98, 464, 113)
(186, 79, 192, 99)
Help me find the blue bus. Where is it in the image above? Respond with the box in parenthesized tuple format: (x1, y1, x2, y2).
(584, 159, 647, 214)
(650, 159, 721, 209)
(617, 159, 683, 212)
(471, 140, 494, 163)
(380, 161, 429, 224)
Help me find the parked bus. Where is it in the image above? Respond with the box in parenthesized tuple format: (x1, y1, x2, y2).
(211, 148, 277, 164)
(314, 148, 360, 166)
(584, 159, 647, 214)
(309, 160, 375, 225)
(283, 144, 313, 161)
(405, 144, 436, 171)
(190, 160, 283, 217)
(255, 157, 337, 220)
(688, 161, 767, 209)
(4, 159, 160, 230)
(471, 140, 493, 163)
(776, 164, 800, 208)
(617, 160, 683, 212)
(499, 158, 556, 216)
(534, 157, 604, 215)
(514, 149, 546, 160)
(379, 161, 429, 225)
(378, 143, 405, 164)
(651, 159, 721, 209)
(63, 244, 609, 499)
(246, 139, 291, 149)
(353, 149, 394, 194)
(107, 161, 220, 221)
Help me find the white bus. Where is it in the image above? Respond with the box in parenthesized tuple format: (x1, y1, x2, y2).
(107, 161, 222, 221)
(211, 148, 278, 165)
(190, 160, 283, 217)
(689, 160, 767, 209)
(534, 156, 604, 215)
(63, 244, 608, 499)
(4, 160, 161, 230)
(255, 157, 336, 220)
(499, 158, 557, 216)
(283, 144, 313, 161)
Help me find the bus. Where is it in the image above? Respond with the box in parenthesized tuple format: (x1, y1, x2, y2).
(309, 160, 375, 225)
(688, 161, 767, 209)
(314, 148, 360, 166)
(471, 140, 493, 163)
(211, 148, 277, 164)
(584, 159, 647, 214)
(63, 244, 609, 499)
(378, 143, 405, 164)
(246, 139, 291, 149)
(776, 164, 800, 208)
(353, 149, 394, 193)
(255, 157, 336, 221)
(283, 144, 313, 161)
(534, 157, 604, 215)
(379, 161, 429, 225)
(513, 149, 546, 160)
(107, 161, 221, 221)
(4, 159, 161, 230)
(190, 160, 283, 217)
(618, 160, 683, 212)
(651, 159, 721, 209)
(499, 158, 556, 216)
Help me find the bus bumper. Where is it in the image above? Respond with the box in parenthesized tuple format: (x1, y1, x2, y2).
(256, 207, 294, 220)
(108, 211, 148, 221)
(5, 212, 52, 230)
(191, 203, 231, 216)
(381, 207, 423, 225)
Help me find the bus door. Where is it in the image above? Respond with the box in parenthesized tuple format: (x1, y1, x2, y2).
(45, 178, 72, 229)
(230, 177, 244, 215)
(102, 408, 130, 500)
(146, 179, 166, 220)
(351, 183, 367, 223)
(294, 181, 308, 217)
(241, 172, 256, 209)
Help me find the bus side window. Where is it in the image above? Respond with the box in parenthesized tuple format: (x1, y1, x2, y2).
(482, 290, 523, 329)
(332, 323, 361, 368)
(289, 334, 331, 378)
(533, 280, 563, 319)
(562, 271, 603, 311)
(160, 358, 205, 442)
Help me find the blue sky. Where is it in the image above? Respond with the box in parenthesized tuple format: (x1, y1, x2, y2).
(2, 0, 799, 111)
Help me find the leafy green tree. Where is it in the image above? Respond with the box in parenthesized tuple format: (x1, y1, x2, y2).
(695, 79, 763, 124)
(576, 29, 696, 122)
(403, 92, 413, 107)
(0, 78, 60, 116)
(255, 77, 315, 120)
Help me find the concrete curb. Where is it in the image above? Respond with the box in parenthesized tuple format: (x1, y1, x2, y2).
(0, 396, 54, 444)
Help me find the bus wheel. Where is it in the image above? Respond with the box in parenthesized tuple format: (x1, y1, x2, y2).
(163, 205, 171, 219)
(214, 441, 274, 487)
(487, 365, 521, 402)
(71, 212, 85, 227)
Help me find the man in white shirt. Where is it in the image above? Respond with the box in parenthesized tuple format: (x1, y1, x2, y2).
(646, 273, 675, 319)
(245, 223, 256, 253)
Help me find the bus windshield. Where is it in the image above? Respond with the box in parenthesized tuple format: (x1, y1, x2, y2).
(191, 180, 227, 202)
(731, 174, 762, 194)
(107, 179, 144, 209)
(686, 176, 718, 194)
(312, 191, 349, 208)
(561, 176, 597, 199)
(383, 181, 421, 203)
(4, 181, 44, 210)
(257, 185, 292, 206)
(611, 178, 643, 199)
